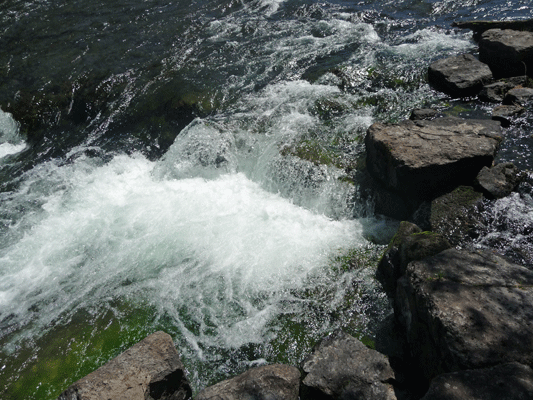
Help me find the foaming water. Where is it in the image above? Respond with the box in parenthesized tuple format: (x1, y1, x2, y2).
(0, 109, 25, 159)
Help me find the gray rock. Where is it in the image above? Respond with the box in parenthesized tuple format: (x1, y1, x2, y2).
(452, 19, 533, 41)
(195, 364, 300, 400)
(396, 248, 533, 382)
(503, 87, 533, 105)
(421, 362, 533, 400)
(302, 331, 397, 400)
(428, 54, 493, 97)
(479, 76, 527, 102)
(399, 232, 451, 278)
(365, 117, 502, 201)
(475, 162, 522, 199)
(492, 104, 525, 126)
(479, 29, 533, 78)
(57, 331, 192, 400)
(378, 221, 422, 294)
(409, 108, 438, 121)
(430, 186, 485, 246)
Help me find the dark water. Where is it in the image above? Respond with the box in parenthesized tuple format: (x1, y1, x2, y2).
(0, 0, 532, 398)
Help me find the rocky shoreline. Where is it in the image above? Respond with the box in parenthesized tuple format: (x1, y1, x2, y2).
(56, 21, 533, 400)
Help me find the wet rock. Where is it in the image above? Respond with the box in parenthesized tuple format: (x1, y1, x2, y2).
(195, 364, 300, 400)
(503, 87, 533, 105)
(452, 19, 533, 41)
(479, 29, 533, 78)
(57, 331, 192, 400)
(421, 362, 533, 400)
(409, 108, 438, 121)
(491, 104, 525, 126)
(399, 232, 451, 278)
(478, 76, 527, 102)
(428, 54, 493, 97)
(429, 186, 485, 246)
(301, 331, 397, 400)
(474, 162, 523, 199)
(365, 117, 502, 203)
(378, 221, 422, 294)
(396, 248, 533, 382)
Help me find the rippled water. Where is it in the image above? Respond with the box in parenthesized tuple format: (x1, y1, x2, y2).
(0, 0, 532, 398)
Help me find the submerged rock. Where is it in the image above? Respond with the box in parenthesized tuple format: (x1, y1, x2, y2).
(396, 248, 533, 382)
(409, 108, 438, 121)
(195, 364, 300, 400)
(301, 331, 397, 400)
(491, 104, 525, 126)
(428, 54, 492, 97)
(479, 29, 533, 78)
(474, 162, 523, 199)
(57, 331, 192, 400)
(421, 362, 533, 400)
(365, 117, 502, 203)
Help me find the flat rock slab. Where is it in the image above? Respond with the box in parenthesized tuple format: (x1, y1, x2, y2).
(421, 362, 533, 400)
(428, 54, 493, 97)
(452, 19, 533, 40)
(365, 117, 502, 200)
(396, 248, 533, 381)
(195, 364, 300, 400)
(480, 29, 533, 78)
(302, 331, 396, 400)
(57, 331, 192, 400)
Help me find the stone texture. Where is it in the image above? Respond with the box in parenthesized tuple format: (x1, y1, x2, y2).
(195, 365, 300, 400)
(302, 331, 396, 400)
(378, 221, 422, 294)
(57, 331, 192, 400)
(452, 19, 533, 41)
(421, 362, 533, 400)
(399, 232, 451, 278)
(474, 162, 522, 199)
(365, 117, 502, 201)
(503, 87, 533, 105)
(480, 29, 533, 78)
(479, 76, 527, 102)
(396, 248, 533, 382)
(409, 108, 438, 121)
(430, 186, 485, 246)
(428, 54, 493, 97)
(492, 104, 525, 126)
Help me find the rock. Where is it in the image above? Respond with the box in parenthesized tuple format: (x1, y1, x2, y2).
(492, 104, 525, 126)
(378, 221, 422, 294)
(57, 331, 192, 400)
(399, 232, 451, 277)
(474, 163, 523, 199)
(478, 76, 527, 102)
(365, 117, 502, 203)
(452, 19, 533, 41)
(430, 186, 485, 246)
(409, 108, 438, 121)
(421, 362, 533, 400)
(195, 364, 300, 400)
(503, 87, 533, 105)
(479, 29, 533, 78)
(428, 54, 493, 97)
(396, 248, 533, 382)
(301, 331, 397, 400)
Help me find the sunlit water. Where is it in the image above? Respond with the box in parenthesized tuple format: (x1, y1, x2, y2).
(0, 0, 532, 398)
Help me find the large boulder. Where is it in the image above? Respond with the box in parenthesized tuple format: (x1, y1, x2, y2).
(195, 364, 300, 400)
(396, 248, 533, 382)
(57, 331, 192, 400)
(421, 362, 533, 400)
(452, 19, 533, 40)
(301, 331, 397, 400)
(479, 29, 533, 78)
(365, 117, 502, 203)
(428, 54, 493, 97)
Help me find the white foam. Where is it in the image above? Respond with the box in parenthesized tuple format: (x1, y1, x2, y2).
(0, 108, 26, 158)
